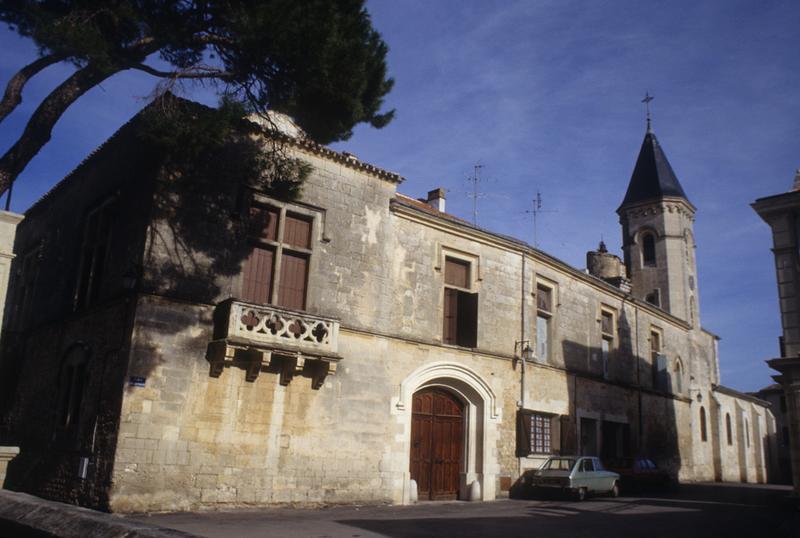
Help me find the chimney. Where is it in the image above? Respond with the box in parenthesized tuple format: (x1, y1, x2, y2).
(793, 169, 800, 192)
(426, 188, 446, 212)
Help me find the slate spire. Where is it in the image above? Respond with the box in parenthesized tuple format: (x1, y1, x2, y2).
(619, 128, 689, 209)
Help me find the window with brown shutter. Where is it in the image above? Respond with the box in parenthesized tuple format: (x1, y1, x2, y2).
(242, 247, 274, 304)
(516, 410, 560, 456)
(277, 252, 308, 310)
(442, 256, 478, 348)
(242, 203, 314, 311)
(283, 213, 312, 249)
(445, 257, 469, 288)
(249, 206, 279, 241)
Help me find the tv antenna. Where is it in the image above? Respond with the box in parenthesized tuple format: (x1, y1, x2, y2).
(466, 163, 486, 226)
(525, 191, 556, 248)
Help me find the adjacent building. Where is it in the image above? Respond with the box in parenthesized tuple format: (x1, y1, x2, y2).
(0, 99, 774, 512)
(753, 171, 800, 495)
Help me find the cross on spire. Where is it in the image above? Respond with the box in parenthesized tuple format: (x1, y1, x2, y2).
(642, 91, 654, 132)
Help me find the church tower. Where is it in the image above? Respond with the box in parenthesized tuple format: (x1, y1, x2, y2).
(617, 123, 699, 326)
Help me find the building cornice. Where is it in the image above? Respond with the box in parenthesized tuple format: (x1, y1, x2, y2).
(617, 196, 696, 220)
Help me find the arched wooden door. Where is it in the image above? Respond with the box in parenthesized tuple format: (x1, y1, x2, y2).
(410, 388, 464, 500)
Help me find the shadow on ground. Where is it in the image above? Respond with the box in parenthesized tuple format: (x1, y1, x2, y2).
(338, 484, 799, 538)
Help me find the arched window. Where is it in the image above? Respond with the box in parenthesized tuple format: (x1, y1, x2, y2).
(745, 419, 750, 447)
(726, 413, 732, 445)
(642, 232, 656, 266)
(673, 359, 683, 393)
(700, 406, 707, 442)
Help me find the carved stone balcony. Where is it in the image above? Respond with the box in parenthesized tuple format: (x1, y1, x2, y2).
(206, 299, 340, 388)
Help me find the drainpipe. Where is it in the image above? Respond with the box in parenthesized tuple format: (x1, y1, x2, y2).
(520, 252, 527, 410)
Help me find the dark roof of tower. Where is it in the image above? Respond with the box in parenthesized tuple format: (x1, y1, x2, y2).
(619, 129, 689, 209)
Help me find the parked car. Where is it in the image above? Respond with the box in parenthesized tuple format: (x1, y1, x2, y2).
(603, 457, 673, 493)
(527, 456, 620, 501)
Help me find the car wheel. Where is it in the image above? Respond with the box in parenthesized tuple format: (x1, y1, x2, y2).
(610, 482, 620, 498)
(575, 487, 587, 502)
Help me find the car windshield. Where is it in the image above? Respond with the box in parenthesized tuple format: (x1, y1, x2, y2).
(541, 458, 576, 471)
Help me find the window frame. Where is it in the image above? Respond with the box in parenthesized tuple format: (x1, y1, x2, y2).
(535, 278, 557, 364)
(641, 230, 657, 267)
(516, 409, 560, 456)
(74, 196, 118, 311)
(650, 326, 665, 390)
(242, 199, 317, 311)
(599, 306, 616, 379)
(441, 254, 479, 348)
(673, 358, 684, 394)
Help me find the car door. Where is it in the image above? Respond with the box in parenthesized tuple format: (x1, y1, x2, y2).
(577, 457, 595, 491)
(593, 457, 615, 491)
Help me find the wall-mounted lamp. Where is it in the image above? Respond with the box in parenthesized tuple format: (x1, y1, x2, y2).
(514, 340, 535, 366)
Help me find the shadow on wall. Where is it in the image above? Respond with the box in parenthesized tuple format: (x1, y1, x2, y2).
(510, 320, 682, 500)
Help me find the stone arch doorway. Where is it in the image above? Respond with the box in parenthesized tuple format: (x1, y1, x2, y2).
(410, 387, 464, 500)
(392, 362, 501, 503)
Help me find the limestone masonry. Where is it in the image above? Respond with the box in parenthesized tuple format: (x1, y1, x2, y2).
(0, 100, 776, 512)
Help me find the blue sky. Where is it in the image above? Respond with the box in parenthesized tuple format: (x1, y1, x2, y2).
(0, 1, 798, 392)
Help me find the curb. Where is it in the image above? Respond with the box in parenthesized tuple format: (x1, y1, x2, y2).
(0, 490, 198, 537)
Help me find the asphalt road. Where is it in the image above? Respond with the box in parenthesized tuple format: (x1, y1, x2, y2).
(129, 484, 800, 538)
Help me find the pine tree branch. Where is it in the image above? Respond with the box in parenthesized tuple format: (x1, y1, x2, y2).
(0, 54, 64, 125)
(0, 65, 120, 195)
(130, 63, 231, 80)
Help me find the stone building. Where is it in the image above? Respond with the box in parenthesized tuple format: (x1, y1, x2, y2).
(0, 100, 774, 512)
(753, 171, 800, 496)
(754, 384, 792, 484)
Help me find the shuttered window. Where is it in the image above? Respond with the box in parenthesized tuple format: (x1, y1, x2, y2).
(442, 256, 478, 348)
(277, 252, 308, 310)
(242, 204, 314, 310)
(444, 258, 469, 288)
(242, 247, 274, 304)
(516, 410, 561, 456)
(284, 213, 312, 249)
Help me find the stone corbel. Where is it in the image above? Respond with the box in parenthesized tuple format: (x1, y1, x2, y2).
(245, 350, 271, 382)
(278, 354, 305, 386)
(206, 340, 236, 378)
(310, 359, 337, 390)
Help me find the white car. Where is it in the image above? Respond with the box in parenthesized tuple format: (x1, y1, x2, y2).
(528, 456, 620, 501)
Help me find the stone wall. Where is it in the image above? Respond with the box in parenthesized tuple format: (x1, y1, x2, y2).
(106, 137, 739, 511)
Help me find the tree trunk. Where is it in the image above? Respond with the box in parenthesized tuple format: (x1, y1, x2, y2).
(0, 65, 121, 195)
(0, 55, 63, 124)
